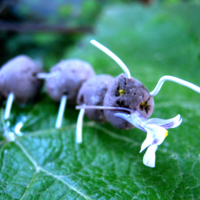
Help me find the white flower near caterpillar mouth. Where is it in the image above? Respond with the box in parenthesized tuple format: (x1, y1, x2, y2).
(114, 111, 182, 168)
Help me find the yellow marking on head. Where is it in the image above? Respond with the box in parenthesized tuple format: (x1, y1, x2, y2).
(165, 130, 168, 138)
(119, 89, 125, 95)
(140, 101, 149, 107)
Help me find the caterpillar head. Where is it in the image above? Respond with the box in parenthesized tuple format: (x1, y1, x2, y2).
(103, 73, 154, 129)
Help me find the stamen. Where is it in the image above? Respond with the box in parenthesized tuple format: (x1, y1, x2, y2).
(55, 95, 67, 129)
(165, 130, 168, 137)
(4, 92, 15, 120)
(90, 39, 131, 79)
(150, 75, 200, 96)
(76, 105, 133, 113)
(36, 72, 51, 79)
(76, 108, 85, 143)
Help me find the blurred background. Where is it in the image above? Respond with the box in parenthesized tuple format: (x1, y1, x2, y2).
(0, 0, 197, 71)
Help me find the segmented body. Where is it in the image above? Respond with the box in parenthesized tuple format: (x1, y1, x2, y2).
(0, 56, 154, 130)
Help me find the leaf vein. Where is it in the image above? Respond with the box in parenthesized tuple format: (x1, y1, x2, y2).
(20, 172, 39, 200)
(93, 124, 141, 145)
(16, 141, 92, 200)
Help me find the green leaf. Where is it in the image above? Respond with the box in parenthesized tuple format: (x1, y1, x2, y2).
(1, 3, 200, 199)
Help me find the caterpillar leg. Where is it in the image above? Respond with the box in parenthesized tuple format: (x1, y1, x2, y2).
(76, 108, 85, 143)
(4, 92, 15, 120)
(55, 95, 67, 129)
(90, 40, 131, 79)
(36, 72, 51, 79)
(150, 75, 200, 96)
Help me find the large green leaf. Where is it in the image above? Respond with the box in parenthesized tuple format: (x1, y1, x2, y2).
(1, 3, 200, 199)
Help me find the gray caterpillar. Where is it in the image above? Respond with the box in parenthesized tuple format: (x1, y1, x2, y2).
(0, 40, 199, 147)
(1, 40, 199, 168)
(77, 73, 154, 129)
(0, 44, 153, 131)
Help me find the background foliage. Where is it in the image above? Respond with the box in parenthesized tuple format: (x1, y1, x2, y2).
(0, 0, 200, 199)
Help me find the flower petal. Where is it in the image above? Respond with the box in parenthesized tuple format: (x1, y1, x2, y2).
(114, 113, 133, 124)
(115, 112, 182, 136)
(145, 114, 182, 129)
(114, 112, 146, 131)
(140, 124, 167, 153)
(144, 124, 167, 146)
(143, 145, 158, 168)
(140, 131, 154, 153)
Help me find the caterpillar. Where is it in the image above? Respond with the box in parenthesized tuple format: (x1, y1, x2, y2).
(1, 40, 200, 167)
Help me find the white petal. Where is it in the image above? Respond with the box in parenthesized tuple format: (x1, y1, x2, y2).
(114, 112, 146, 131)
(114, 113, 133, 124)
(140, 132, 154, 153)
(143, 145, 158, 168)
(145, 114, 182, 129)
(144, 124, 167, 146)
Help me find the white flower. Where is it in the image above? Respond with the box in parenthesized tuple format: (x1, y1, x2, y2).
(114, 111, 182, 168)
